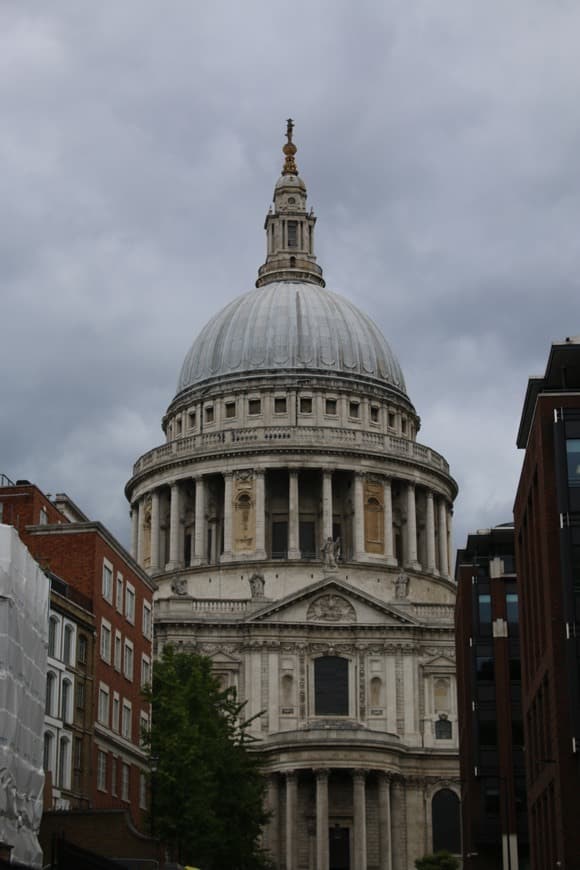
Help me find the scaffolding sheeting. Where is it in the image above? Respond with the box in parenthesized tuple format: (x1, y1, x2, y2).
(0, 525, 48, 868)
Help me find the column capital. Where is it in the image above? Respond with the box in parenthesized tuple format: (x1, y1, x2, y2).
(284, 769, 297, 781)
(426, 489, 434, 501)
(352, 768, 367, 782)
(314, 768, 329, 782)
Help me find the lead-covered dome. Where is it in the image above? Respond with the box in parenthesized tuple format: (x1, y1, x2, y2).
(176, 281, 407, 396)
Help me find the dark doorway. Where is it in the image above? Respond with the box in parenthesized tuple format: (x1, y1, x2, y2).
(329, 825, 350, 870)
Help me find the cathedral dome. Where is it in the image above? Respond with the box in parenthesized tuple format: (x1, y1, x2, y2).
(176, 281, 407, 396)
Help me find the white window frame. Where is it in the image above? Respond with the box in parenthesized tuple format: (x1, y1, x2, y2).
(124, 639, 134, 681)
(114, 630, 122, 671)
(125, 583, 135, 624)
(141, 654, 151, 689)
(58, 736, 71, 789)
(97, 750, 107, 792)
(102, 559, 113, 603)
(116, 572, 124, 613)
(100, 619, 112, 663)
(142, 601, 152, 639)
(122, 700, 132, 740)
(112, 692, 120, 733)
(139, 711, 149, 747)
(98, 683, 110, 727)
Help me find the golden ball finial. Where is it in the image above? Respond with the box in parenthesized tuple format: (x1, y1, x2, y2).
(282, 118, 298, 175)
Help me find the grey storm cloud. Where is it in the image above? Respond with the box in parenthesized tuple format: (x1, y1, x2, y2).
(2, 0, 580, 549)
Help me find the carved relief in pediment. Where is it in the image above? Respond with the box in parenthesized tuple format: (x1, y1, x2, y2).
(306, 594, 356, 623)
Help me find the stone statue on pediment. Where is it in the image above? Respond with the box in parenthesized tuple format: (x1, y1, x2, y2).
(248, 572, 265, 599)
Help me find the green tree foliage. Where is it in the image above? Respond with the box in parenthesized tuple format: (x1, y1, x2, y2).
(415, 851, 460, 870)
(143, 646, 272, 870)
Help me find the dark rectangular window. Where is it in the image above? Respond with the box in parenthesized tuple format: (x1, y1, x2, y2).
(248, 399, 261, 415)
(388, 412, 395, 428)
(349, 402, 360, 418)
(225, 402, 236, 418)
(300, 521, 316, 558)
(287, 221, 298, 248)
(205, 406, 214, 423)
(274, 397, 287, 414)
(325, 399, 337, 415)
(476, 655, 494, 681)
(567, 438, 580, 485)
(478, 593, 492, 627)
(506, 593, 519, 624)
(315, 656, 348, 716)
(271, 522, 288, 559)
(370, 406, 380, 423)
(300, 397, 312, 414)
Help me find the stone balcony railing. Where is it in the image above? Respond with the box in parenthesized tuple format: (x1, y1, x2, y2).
(132, 426, 450, 477)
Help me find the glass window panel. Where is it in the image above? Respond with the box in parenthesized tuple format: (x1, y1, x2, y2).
(567, 439, 580, 485)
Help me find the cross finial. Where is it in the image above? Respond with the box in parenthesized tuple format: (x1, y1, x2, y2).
(282, 118, 298, 175)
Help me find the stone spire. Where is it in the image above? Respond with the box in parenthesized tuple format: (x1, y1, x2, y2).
(255, 120, 325, 288)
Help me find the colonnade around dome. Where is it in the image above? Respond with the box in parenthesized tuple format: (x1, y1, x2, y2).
(130, 464, 454, 589)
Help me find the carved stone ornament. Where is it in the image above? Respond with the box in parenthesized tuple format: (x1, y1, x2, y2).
(248, 572, 265, 599)
(393, 573, 409, 599)
(171, 577, 189, 596)
(307, 594, 356, 623)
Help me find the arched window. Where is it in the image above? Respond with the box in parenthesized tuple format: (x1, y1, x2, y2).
(48, 616, 58, 658)
(370, 677, 383, 708)
(61, 679, 71, 722)
(43, 732, 54, 774)
(432, 789, 460, 854)
(45, 671, 56, 716)
(58, 737, 70, 789)
(314, 656, 349, 716)
(63, 625, 74, 665)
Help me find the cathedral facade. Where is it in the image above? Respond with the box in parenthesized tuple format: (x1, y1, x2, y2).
(126, 124, 460, 870)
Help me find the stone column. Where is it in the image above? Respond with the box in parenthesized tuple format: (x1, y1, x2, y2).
(383, 478, 397, 566)
(353, 473, 366, 561)
(167, 482, 182, 569)
(316, 769, 329, 870)
(255, 470, 267, 559)
(353, 769, 367, 870)
(391, 777, 406, 870)
(447, 508, 453, 580)
(288, 471, 301, 559)
(405, 483, 420, 570)
(135, 498, 143, 565)
(221, 472, 233, 562)
(322, 470, 333, 542)
(285, 771, 297, 870)
(425, 491, 436, 574)
(150, 490, 160, 572)
(192, 476, 207, 566)
(438, 498, 449, 578)
(264, 775, 280, 864)
(379, 774, 393, 870)
(131, 502, 139, 560)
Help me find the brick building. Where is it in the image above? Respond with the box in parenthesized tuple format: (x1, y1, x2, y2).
(0, 479, 155, 832)
(514, 336, 580, 870)
(455, 524, 528, 870)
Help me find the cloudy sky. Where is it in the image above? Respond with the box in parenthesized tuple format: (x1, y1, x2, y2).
(2, 1, 579, 553)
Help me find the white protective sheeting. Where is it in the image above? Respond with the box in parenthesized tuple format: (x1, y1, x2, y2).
(0, 524, 48, 867)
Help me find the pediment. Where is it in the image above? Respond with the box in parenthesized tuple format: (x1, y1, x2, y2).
(246, 577, 419, 626)
(205, 650, 241, 664)
(421, 654, 455, 673)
